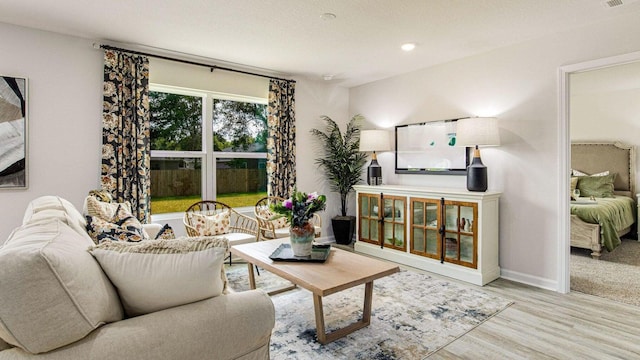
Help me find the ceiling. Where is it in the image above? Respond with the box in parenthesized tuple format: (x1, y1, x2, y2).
(1, 0, 640, 87)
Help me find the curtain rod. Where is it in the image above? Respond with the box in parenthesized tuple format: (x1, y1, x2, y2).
(98, 44, 295, 83)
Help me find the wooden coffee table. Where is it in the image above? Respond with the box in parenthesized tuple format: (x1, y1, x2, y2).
(230, 238, 399, 344)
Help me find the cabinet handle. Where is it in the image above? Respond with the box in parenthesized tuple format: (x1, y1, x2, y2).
(440, 197, 445, 264)
(380, 193, 384, 249)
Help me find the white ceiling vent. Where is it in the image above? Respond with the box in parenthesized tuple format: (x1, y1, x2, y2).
(602, 0, 639, 8)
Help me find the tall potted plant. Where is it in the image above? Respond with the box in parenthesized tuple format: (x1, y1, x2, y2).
(310, 115, 367, 244)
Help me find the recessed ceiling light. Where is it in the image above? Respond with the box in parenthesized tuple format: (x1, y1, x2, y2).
(322, 74, 334, 81)
(401, 43, 416, 52)
(320, 13, 337, 21)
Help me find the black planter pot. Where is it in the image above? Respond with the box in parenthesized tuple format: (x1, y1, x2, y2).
(332, 216, 356, 245)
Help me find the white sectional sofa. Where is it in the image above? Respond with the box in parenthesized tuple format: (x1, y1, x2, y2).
(0, 196, 275, 360)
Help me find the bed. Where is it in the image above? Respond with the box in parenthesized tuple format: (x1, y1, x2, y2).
(570, 142, 636, 259)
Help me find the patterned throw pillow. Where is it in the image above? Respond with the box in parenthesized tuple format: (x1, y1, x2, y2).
(257, 207, 288, 229)
(570, 177, 579, 200)
(85, 204, 146, 244)
(86, 215, 146, 244)
(88, 189, 113, 203)
(188, 212, 231, 236)
(154, 224, 176, 240)
(86, 196, 133, 221)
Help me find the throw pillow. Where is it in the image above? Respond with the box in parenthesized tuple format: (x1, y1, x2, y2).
(88, 236, 229, 317)
(257, 207, 288, 229)
(113, 204, 146, 236)
(154, 224, 176, 240)
(88, 189, 113, 203)
(577, 173, 617, 198)
(570, 177, 579, 200)
(85, 205, 146, 244)
(188, 211, 231, 236)
(572, 169, 609, 177)
(86, 196, 132, 221)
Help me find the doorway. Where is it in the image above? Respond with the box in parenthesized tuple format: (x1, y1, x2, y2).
(559, 50, 640, 294)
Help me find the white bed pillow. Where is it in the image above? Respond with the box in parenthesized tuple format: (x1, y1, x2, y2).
(572, 169, 609, 177)
(89, 236, 229, 317)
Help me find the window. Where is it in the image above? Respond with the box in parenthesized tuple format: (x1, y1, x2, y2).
(149, 85, 267, 214)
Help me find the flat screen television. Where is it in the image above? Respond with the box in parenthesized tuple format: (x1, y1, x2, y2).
(395, 119, 470, 175)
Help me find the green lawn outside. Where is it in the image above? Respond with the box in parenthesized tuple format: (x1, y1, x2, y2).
(151, 192, 267, 214)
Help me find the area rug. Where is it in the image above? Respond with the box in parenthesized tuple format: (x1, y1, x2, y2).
(571, 238, 640, 307)
(226, 264, 513, 359)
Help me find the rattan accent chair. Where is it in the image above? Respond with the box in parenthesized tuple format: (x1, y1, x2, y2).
(183, 200, 259, 264)
(254, 196, 322, 240)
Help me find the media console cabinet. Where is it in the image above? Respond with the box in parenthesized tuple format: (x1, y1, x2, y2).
(354, 185, 501, 286)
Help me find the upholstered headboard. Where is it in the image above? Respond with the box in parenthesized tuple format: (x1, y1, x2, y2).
(571, 142, 636, 197)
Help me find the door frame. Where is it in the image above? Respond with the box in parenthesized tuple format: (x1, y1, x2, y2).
(557, 50, 640, 293)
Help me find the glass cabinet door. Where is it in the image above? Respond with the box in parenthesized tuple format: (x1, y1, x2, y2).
(443, 200, 478, 268)
(410, 198, 440, 260)
(358, 193, 380, 245)
(358, 193, 406, 250)
(382, 195, 406, 250)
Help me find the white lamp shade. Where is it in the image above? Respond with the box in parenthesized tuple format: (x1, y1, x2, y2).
(359, 130, 391, 152)
(455, 117, 501, 147)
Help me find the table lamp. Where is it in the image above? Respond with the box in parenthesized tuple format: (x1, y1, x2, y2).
(359, 129, 391, 185)
(455, 117, 501, 192)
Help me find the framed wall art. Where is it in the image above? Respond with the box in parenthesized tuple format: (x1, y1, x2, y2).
(395, 118, 470, 175)
(0, 75, 28, 189)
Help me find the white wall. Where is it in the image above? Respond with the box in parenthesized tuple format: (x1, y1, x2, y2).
(349, 12, 640, 290)
(570, 61, 640, 191)
(294, 79, 350, 238)
(0, 21, 348, 242)
(0, 23, 103, 242)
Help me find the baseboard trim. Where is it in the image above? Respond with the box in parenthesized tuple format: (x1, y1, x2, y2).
(500, 268, 558, 292)
(314, 236, 335, 244)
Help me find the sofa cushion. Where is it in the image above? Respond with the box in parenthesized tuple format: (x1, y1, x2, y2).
(0, 220, 123, 354)
(224, 231, 257, 246)
(22, 195, 92, 243)
(0, 337, 12, 351)
(89, 236, 229, 317)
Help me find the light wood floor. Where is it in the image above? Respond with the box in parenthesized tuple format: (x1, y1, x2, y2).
(428, 276, 640, 359)
(335, 244, 640, 359)
(332, 244, 640, 360)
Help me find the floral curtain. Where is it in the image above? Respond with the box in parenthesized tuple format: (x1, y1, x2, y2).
(101, 49, 151, 223)
(267, 79, 296, 198)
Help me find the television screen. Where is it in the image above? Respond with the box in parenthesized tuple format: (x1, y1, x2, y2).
(395, 119, 469, 175)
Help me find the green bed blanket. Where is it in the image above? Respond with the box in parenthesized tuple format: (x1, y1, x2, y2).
(570, 195, 636, 252)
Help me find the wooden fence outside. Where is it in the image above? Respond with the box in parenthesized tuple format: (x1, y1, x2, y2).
(151, 169, 266, 197)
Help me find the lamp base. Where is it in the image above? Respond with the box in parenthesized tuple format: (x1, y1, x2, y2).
(367, 159, 382, 185)
(466, 148, 487, 192)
